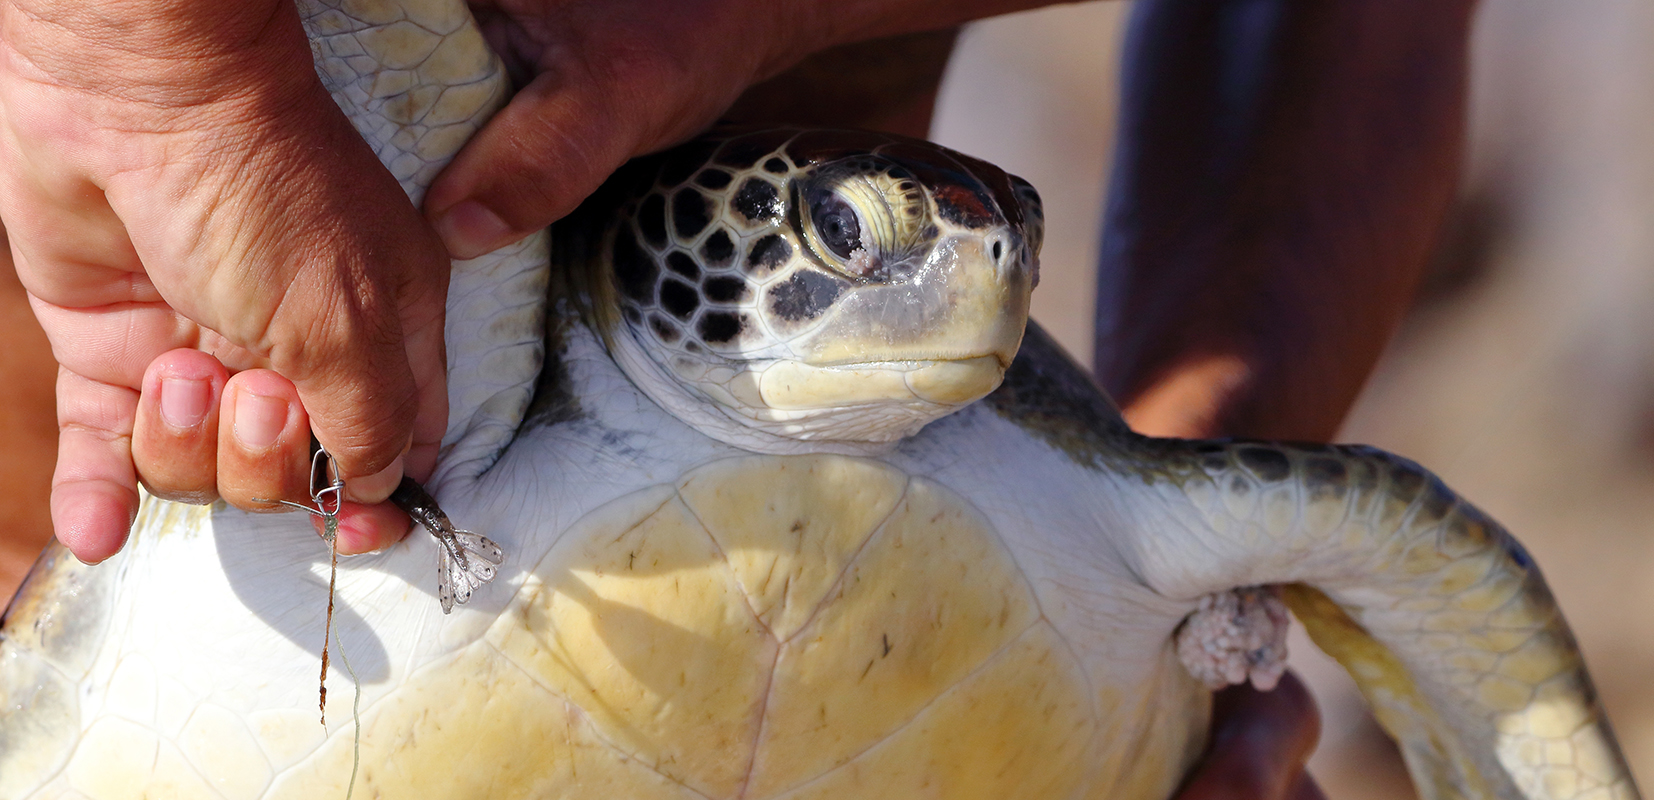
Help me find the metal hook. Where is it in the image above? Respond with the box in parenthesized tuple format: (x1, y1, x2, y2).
(307, 446, 345, 518)
(258, 445, 346, 521)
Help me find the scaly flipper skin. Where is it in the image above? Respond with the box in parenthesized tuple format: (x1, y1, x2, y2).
(1114, 432, 1635, 800)
(982, 322, 1639, 800)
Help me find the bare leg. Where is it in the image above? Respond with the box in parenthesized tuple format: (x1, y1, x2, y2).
(1095, 0, 1478, 443)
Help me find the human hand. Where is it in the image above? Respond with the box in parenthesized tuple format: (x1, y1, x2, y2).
(0, 0, 1054, 564)
(1175, 673, 1327, 800)
(0, 0, 451, 561)
(421, 0, 1043, 259)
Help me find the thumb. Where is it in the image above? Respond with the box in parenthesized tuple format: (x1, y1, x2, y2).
(422, 69, 655, 259)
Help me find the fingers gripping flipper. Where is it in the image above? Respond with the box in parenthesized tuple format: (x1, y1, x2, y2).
(1148, 441, 1640, 800)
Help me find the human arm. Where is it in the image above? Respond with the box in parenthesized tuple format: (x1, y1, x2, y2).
(1097, 1, 1479, 796)
(1096, 0, 1478, 442)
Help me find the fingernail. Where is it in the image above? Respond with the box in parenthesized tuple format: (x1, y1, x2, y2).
(233, 390, 288, 451)
(433, 200, 513, 259)
(159, 376, 210, 429)
(346, 456, 405, 504)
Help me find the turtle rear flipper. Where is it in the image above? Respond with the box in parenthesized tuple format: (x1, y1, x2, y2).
(1130, 440, 1638, 800)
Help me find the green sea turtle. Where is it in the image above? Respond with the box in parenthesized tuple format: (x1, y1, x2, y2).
(0, 0, 1640, 798)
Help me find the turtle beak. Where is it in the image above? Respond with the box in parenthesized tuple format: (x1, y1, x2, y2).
(906, 355, 1008, 405)
(792, 233, 1032, 370)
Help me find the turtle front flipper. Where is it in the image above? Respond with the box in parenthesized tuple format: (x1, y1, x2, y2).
(1126, 440, 1638, 800)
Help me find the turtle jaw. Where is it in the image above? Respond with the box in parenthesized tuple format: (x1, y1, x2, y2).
(615, 229, 1032, 450)
(607, 318, 1022, 454)
(744, 354, 1010, 411)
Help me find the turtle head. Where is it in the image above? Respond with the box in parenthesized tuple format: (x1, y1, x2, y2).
(578, 128, 1042, 448)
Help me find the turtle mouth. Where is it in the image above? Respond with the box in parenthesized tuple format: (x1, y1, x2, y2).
(754, 355, 1007, 410)
(809, 351, 1016, 370)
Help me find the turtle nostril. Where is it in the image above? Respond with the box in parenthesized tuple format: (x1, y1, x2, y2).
(986, 234, 1013, 272)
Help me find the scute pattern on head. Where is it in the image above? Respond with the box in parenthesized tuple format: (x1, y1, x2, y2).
(575, 127, 1038, 356)
(556, 127, 1042, 450)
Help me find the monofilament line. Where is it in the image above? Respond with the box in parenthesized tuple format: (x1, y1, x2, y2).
(320, 513, 339, 727)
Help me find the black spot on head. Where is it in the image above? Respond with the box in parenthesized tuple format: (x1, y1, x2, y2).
(672, 188, 711, 239)
(1237, 447, 1291, 482)
(764, 157, 789, 174)
(1416, 476, 1456, 524)
(658, 139, 719, 186)
(659, 278, 700, 320)
(636, 194, 668, 249)
(703, 275, 748, 303)
(1388, 461, 1427, 499)
(700, 229, 735, 267)
(783, 129, 892, 166)
(744, 234, 793, 275)
(714, 129, 797, 169)
(1304, 457, 1347, 486)
(622, 306, 642, 324)
(699, 312, 744, 344)
(694, 169, 732, 190)
(666, 251, 701, 280)
(769, 269, 847, 321)
(733, 178, 782, 223)
(649, 314, 681, 344)
(612, 227, 658, 302)
(883, 140, 1020, 228)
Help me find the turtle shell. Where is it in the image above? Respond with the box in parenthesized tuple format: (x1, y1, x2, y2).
(269, 454, 1098, 797)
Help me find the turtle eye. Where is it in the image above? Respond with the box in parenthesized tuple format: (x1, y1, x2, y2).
(797, 159, 932, 281)
(809, 190, 865, 261)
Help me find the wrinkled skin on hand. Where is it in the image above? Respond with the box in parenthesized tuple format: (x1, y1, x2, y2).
(0, 0, 452, 559)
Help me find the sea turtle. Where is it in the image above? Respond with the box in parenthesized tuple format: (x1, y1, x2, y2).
(0, 0, 1640, 798)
